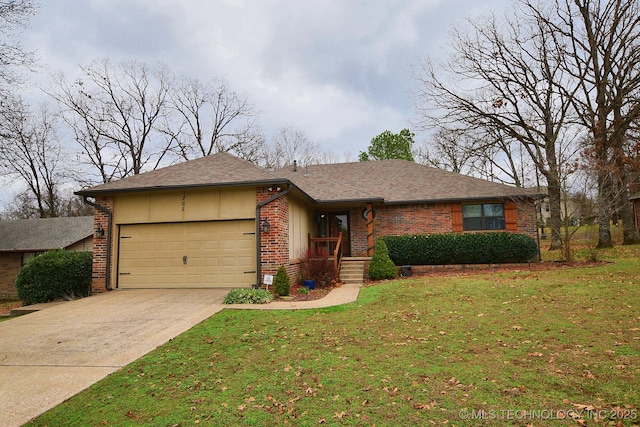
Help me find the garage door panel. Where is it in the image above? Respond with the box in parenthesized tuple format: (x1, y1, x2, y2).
(118, 221, 256, 288)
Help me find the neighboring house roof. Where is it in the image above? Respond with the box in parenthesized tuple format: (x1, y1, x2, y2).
(0, 216, 94, 252)
(76, 152, 537, 204)
(278, 160, 536, 204)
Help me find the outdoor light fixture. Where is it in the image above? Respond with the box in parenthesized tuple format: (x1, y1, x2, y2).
(261, 218, 270, 233)
(95, 224, 105, 239)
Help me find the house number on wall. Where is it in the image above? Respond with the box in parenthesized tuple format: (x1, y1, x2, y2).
(181, 194, 186, 212)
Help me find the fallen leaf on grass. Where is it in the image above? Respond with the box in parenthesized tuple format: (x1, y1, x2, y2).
(334, 411, 347, 419)
(414, 403, 432, 410)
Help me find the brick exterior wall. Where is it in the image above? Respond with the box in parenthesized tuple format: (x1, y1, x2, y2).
(0, 253, 22, 297)
(257, 187, 300, 286)
(515, 199, 538, 240)
(349, 207, 369, 256)
(349, 200, 539, 257)
(91, 195, 115, 293)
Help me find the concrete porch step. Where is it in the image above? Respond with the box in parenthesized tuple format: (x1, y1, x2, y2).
(338, 257, 370, 284)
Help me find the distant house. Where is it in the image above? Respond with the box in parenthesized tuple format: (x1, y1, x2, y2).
(77, 153, 541, 293)
(0, 217, 94, 297)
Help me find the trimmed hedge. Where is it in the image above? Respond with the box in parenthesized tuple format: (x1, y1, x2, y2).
(382, 232, 538, 265)
(15, 249, 93, 305)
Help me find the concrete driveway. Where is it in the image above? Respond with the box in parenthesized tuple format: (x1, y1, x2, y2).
(0, 289, 228, 427)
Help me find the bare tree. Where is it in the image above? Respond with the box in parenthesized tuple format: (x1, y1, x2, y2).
(48, 59, 173, 183)
(0, 0, 37, 99)
(413, 2, 581, 250)
(260, 125, 335, 170)
(551, 0, 640, 246)
(0, 98, 66, 217)
(162, 76, 263, 162)
(415, 127, 483, 176)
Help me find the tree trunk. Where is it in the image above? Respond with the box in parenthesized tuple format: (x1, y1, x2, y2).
(596, 168, 614, 248)
(546, 177, 563, 250)
(619, 193, 640, 245)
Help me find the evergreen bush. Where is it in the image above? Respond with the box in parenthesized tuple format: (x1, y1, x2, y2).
(383, 232, 538, 265)
(368, 239, 398, 280)
(273, 265, 291, 296)
(15, 249, 92, 305)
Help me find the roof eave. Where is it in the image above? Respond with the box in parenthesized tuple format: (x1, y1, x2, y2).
(313, 197, 385, 205)
(75, 178, 291, 196)
(381, 194, 537, 205)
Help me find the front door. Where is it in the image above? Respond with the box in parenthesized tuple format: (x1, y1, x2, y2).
(317, 212, 351, 256)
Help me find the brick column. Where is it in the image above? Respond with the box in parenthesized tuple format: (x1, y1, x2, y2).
(91, 195, 114, 293)
(257, 187, 295, 283)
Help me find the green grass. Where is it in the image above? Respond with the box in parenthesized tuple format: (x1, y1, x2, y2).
(28, 247, 640, 426)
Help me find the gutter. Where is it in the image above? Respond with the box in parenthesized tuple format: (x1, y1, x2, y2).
(255, 185, 292, 285)
(82, 197, 113, 291)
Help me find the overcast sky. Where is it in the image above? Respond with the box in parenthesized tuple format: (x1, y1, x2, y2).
(23, 0, 507, 159)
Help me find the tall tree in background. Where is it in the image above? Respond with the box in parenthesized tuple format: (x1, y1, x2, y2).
(49, 59, 173, 183)
(0, 98, 66, 217)
(416, 126, 540, 187)
(260, 125, 334, 170)
(359, 128, 415, 161)
(0, 0, 37, 100)
(162, 76, 263, 163)
(412, 0, 640, 250)
(415, 127, 484, 176)
(553, 0, 640, 247)
(49, 59, 269, 184)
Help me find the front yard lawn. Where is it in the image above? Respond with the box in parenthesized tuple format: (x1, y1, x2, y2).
(29, 248, 640, 426)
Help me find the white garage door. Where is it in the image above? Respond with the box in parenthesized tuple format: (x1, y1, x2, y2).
(117, 221, 256, 288)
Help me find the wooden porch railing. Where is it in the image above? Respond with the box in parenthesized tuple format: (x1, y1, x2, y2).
(308, 234, 343, 276)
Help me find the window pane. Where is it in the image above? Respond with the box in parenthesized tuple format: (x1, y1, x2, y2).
(483, 203, 504, 217)
(463, 217, 483, 230)
(485, 217, 505, 230)
(462, 204, 482, 218)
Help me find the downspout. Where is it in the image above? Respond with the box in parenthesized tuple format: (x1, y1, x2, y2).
(256, 185, 292, 285)
(83, 196, 113, 291)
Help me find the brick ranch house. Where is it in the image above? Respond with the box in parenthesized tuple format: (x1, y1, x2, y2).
(76, 152, 540, 293)
(0, 216, 94, 297)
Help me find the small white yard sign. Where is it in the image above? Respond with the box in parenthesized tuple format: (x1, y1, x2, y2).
(263, 274, 274, 289)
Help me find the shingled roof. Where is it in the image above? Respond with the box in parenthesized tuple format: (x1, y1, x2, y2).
(76, 152, 536, 203)
(0, 216, 94, 252)
(76, 152, 284, 195)
(278, 159, 534, 203)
